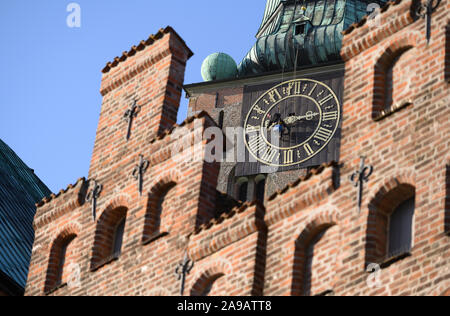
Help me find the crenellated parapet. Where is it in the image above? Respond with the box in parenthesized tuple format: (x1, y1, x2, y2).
(33, 178, 88, 231)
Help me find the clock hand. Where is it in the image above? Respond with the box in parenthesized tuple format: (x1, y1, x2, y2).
(283, 111, 319, 126)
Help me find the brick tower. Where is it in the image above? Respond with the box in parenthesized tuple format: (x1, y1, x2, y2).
(25, 27, 229, 296)
(25, 0, 449, 296)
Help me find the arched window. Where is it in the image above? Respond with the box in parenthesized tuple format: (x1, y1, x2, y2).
(191, 273, 225, 296)
(384, 54, 402, 110)
(57, 241, 69, 283)
(200, 274, 224, 296)
(91, 206, 128, 271)
(236, 177, 249, 202)
(366, 184, 415, 267)
(142, 182, 177, 244)
(373, 47, 414, 120)
(302, 225, 339, 296)
(45, 234, 76, 294)
(239, 182, 248, 202)
(226, 166, 236, 198)
(255, 175, 266, 203)
(112, 217, 126, 257)
(292, 220, 339, 296)
(387, 198, 414, 258)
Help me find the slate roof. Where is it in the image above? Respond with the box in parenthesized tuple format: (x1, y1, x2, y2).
(0, 139, 51, 293)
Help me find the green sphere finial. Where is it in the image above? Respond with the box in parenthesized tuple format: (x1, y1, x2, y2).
(201, 53, 237, 82)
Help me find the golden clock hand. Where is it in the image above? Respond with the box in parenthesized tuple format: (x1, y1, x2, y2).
(283, 111, 319, 125)
(283, 116, 300, 125)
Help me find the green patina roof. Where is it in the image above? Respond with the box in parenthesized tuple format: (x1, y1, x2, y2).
(201, 53, 238, 82)
(0, 139, 50, 293)
(256, 0, 284, 38)
(239, 0, 386, 77)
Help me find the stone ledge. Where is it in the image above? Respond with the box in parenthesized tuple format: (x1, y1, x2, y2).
(373, 100, 412, 121)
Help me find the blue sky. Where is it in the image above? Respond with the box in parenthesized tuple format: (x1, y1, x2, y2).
(0, 0, 264, 193)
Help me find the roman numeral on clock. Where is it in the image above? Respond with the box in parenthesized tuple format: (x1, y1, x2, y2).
(314, 127, 333, 142)
(283, 150, 294, 164)
(248, 135, 266, 153)
(323, 111, 338, 121)
(308, 83, 318, 96)
(261, 147, 279, 163)
(246, 125, 261, 134)
(253, 105, 265, 115)
(294, 82, 301, 95)
(268, 88, 282, 103)
(318, 94, 334, 106)
(304, 144, 314, 156)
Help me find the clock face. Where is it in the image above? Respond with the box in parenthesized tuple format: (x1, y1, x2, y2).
(243, 79, 341, 167)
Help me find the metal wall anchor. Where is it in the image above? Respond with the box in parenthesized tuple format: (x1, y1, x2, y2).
(175, 252, 194, 296)
(123, 99, 141, 141)
(350, 156, 373, 213)
(86, 180, 103, 221)
(416, 0, 442, 44)
(132, 154, 150, 196)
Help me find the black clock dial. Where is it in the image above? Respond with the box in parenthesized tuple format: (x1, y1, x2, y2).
(244, 79, 341, 167)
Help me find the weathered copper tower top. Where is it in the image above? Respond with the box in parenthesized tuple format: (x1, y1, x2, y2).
(238, 0, 386, 77)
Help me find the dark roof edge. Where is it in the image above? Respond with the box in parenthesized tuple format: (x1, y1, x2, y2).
(0, 269, 24, 296)
(0, 139, 51, 201)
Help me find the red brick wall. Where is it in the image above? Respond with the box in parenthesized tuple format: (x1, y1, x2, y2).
(265, 0, 449, 296)
(25, 1, 450, 296)
(304, 225, 340, 296)
(25, 28, 223, 296)
(188, 87, 244, 117)
(187, 203, 266, 296)
(26, 116, 222, 296)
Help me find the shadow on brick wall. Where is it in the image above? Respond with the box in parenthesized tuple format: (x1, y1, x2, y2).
(446, 24, 450, 83)
(445, 165, 450, 235)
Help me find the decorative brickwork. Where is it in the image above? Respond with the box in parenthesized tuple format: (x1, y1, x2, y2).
(292, 210, 340, 296)
(370, 31, 420, 120)
(25, 1, 450, 296)
(190, 264, 228, 296)
(366, 178, 415, 266)
(44, 225, 79, 294)
(142, 181, 177, 244)
(90, 205, 128, 271)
